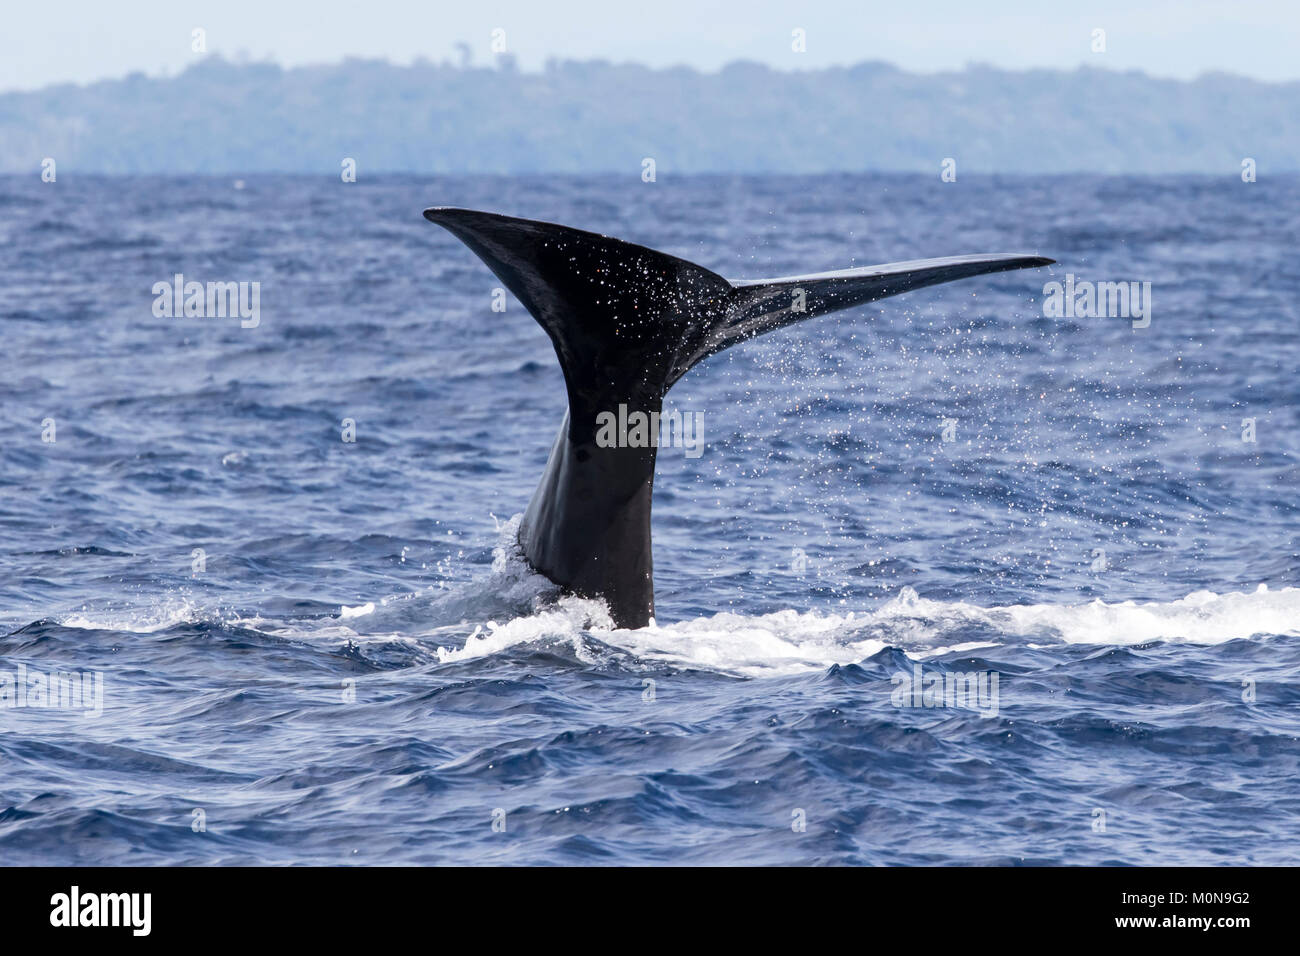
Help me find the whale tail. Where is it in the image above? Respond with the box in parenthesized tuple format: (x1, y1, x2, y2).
(424, 207, 1053, 627)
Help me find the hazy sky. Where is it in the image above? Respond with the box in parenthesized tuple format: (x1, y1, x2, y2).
(3, 0, 1296, 92)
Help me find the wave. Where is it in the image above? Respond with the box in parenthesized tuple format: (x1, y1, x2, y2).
(60, 596, 210, 633)
(436, 582, 1300, 678)
(46, 512, 1299, 679)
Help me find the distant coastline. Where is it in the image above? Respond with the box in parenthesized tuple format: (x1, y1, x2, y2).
(3, 56, 1296, 175)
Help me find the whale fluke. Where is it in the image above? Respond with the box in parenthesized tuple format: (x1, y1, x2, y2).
(424, 207, 1053, 628)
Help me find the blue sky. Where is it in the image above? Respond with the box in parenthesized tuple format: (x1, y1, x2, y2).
(3, 0, 1295, 91)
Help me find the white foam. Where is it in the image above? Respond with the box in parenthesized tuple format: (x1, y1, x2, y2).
(606, 607, 888, 676)
(436, 595, 614, 665)
(439, 583, 1300, 678)
(893, 583, 1300, 647)
(61, 596, 205, 633)
(53, 513, 1299, 681)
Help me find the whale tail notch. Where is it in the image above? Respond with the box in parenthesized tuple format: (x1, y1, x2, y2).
(424, 207, 1053, 627)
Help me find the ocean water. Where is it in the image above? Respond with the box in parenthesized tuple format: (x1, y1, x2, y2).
(1, 173, 1297, 865)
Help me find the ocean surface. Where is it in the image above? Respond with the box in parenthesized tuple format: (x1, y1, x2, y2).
(1, 173, 1297, 865)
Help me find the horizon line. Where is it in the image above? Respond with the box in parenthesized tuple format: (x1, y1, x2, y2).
(5, 52, 1298, 97)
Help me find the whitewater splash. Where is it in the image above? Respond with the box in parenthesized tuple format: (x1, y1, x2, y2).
(435, 582, 1300, 678)
(423, 520, 1300, 676)
(54, 573, 1299, 680)
(51, 514, 1300, 680)
(61, 596, 213, 633)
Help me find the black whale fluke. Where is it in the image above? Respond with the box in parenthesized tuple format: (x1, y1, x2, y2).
(423, 207, 1053, 628)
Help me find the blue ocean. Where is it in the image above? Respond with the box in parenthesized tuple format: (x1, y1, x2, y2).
(1, 173, 1297, 865)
